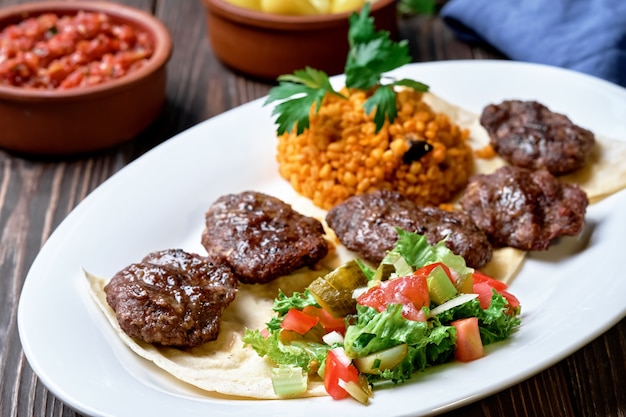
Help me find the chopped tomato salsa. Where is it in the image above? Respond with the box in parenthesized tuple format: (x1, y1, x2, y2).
(0, 11, 154, 89)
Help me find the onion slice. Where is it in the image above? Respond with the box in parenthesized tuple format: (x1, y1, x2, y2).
(429, 293, 478, 317)
(322, 331, 345, 346)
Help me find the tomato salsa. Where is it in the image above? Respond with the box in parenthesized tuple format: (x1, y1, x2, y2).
(0, 11, 154, 90)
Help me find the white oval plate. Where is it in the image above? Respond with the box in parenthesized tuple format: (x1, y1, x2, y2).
(18, 61, 626, 417)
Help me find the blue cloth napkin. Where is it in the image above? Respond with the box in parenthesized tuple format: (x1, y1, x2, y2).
(440, 0, 626, 87)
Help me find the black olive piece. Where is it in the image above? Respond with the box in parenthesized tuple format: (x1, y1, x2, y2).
(402, 139, 433, 164)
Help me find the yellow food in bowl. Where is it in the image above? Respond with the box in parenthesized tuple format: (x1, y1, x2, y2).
(224, 0, 261, 9)
(331, 0, 368, 13)
(261, 0, 319, 14)
(224, 0, 368, 15)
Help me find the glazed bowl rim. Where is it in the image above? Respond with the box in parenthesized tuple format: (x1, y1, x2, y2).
(0, 1, 172, 102)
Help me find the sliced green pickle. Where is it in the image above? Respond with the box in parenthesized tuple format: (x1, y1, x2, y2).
(307, 260, 368, 318)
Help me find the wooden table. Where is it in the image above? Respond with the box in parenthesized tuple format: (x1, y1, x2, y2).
(2, 1, 624, 416)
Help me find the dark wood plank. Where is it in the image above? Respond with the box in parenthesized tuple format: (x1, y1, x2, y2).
(399, 14, 506, 63)
(566, 319, 626, 416)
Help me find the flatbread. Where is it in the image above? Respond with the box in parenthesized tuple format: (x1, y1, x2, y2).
(561, 139, 626, 204)
(85, 268, 330, 399)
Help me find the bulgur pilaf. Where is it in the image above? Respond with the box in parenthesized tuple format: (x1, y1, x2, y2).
(276, 87, 473, 210)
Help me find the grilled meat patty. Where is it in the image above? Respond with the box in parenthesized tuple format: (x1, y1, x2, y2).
(480, 100, 595, 175)
(201, 191, 329, 284)
(105, 249, 238, 347)
(326, 190, 493, 269)
(460, 165, 588, 251)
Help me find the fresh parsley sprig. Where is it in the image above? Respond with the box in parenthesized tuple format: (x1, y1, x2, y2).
(345, 9, 411, 90)
(265, 2, 429, 136)
(265, 67, 345, 136)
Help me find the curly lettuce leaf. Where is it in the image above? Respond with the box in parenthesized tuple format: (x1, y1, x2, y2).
(435, 291, 522, 345)
(272, 289, 320, 315)
(263, 289, 321, 332)
(343, 304, 456, 382)
(243, 329, 329, 374)
(379, 325, 456, 382)
(361, 229, 472, 283)
(344, 304, 429, 357)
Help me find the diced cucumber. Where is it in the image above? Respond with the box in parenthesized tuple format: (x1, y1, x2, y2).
(379, 251, 413, 279)
(353, 343, 408, 374)
(427, 265, 457, 305)
(271, 365, 308, 397)
(455, 271, 474, 294)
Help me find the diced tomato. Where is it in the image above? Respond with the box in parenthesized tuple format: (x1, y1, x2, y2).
(281, 308, 319, 335)
(357, 270, 430, 321)
(324, 347, 360, 400)
(401, 303, 428, 322)
(384, 277, 429, 309)
(472, 270, 508, 291)
(473, 281, 494, 309)
(451, 317, 484, 362)
(302, 305, 346, 334)
(472, 271, 520, 311)
(356, 284, 386, 312)
(500, 290, 521, 310)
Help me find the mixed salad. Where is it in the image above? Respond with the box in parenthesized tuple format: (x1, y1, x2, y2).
(243, 229, 522, 403)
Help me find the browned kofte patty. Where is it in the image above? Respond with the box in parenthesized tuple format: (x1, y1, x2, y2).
(104, 249, 238, 347)
(459, 165, 588, 251)
(480, 100, 595, 175)
(325, 190, 493, 269)
(201, 191, 329, 284)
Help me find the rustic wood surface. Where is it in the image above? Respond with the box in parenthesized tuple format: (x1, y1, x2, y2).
(1, 1, 624, 416)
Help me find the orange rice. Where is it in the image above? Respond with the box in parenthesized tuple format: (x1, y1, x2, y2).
(276, 87, 473, 210)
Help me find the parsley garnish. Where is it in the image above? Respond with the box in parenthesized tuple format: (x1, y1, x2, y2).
(265, 2, 429, 136)
(266, 67, 345, 136)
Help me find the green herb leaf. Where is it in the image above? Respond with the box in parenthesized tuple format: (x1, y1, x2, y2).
(264, 67, 342, 136)
(363, 85, 397, 132)
(347, 2, 376, 46)
(345, 33, 412, 90)
(272, 289, 320, 316)
(391, 78, 430, 92)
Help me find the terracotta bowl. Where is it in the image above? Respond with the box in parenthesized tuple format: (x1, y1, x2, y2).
(201, 0, 398, 80)
(0, 1, 172, 156)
